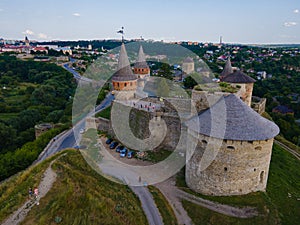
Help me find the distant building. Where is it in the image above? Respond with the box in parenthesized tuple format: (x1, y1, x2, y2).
(32, 46, 48, 54)
(25, 36, 30, 47)
(55, 47, 72, 55)
(272, 105, 294, 115)
(182, 57, 194, 75)
(257, 71, 267, 80)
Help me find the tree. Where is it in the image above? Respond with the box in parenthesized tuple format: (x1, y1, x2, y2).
(0, 122, 17, 153)
(183, 76, 197, 89)
(157, 63, 173, 80)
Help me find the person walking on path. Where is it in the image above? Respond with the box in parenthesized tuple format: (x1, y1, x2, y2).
(34, 187, 39, 205)
(28, 188, 33, 199)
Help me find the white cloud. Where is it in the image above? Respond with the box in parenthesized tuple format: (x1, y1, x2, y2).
(284, 22, 297, 27)
(22, 29, 34, 35)
(37, 33, 48, 39)
(72, 13, 81, 17)
(294, 9, 299, 14)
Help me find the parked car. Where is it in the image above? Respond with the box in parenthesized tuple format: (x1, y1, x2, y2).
(79, 128, 85, 134)
(116, 145, 124, 153)
(109, 141, 118, 149)
(127, 151, 135, 159)
(106, 138, 113, 144)
(120, 149, 128, 157)
(73, 145, 87, 150)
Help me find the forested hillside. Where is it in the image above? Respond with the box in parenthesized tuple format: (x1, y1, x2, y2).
(0, 55, 76, 180)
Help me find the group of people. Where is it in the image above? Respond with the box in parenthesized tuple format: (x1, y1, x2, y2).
(132, 101, 158, 112)
(28, 187, 39, 205)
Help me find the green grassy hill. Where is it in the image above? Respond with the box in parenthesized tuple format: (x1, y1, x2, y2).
(0, 149, 148, 225)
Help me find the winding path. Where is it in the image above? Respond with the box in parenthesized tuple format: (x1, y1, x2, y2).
(1, 157, 61, 225)
(274, 140, 300, 160)
(156, 177, 258, 225)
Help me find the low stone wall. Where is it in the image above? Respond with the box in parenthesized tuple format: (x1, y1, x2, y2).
(251, 96, 266, 115)
(192, 90, 228, 112)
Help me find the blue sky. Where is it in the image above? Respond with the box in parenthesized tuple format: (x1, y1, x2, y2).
(0, 0, 299, 44)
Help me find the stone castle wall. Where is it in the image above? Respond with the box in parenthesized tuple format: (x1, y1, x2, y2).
(95, 102, 181, 151)
(234, 83, 253, 106)
(251, 97, 266, 115)
(191, 90, 228, 112)
(186, 131, 274, 196)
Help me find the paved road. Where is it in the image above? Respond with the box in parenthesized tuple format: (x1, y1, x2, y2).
(131, 186, 163, 225)
(63, 62, 93, 83)
(38, 93, 114, 161)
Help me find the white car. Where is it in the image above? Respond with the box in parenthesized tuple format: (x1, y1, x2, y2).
(79, 128, 85, 134)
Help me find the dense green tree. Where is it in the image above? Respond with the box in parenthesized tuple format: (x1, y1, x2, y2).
(183, 76, 197, 89)
(0, 122, 17, 153)
(157, 63, 173, 80)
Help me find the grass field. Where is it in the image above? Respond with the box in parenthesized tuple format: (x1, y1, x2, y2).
(148, 186, 178, 225)
(0, 149, 148, 225)
(144, 149, 173, 163)
(177, 144, 300, 225)
(0, 82, 36, 118)
(0, 113, 19, 121)
(96, 106, 111, 119)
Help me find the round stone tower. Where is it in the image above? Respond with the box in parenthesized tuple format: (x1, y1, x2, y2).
(185, 94, 279, 196)
(182, 57, 194, 75)
(221, 70, 256, 107)
(133, 45, 150, 79)
(112, 43, 138, 100)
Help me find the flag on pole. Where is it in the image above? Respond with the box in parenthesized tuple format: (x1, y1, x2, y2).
(117, 27, 124, 34)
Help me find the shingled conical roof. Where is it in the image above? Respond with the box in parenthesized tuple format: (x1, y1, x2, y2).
(186, 94, 279, 141)
(222, 70, 256, 83)
(220, 57, 233, 78)
(134, 45, 149, 69)
(112, 43, 137, 81)
(183, 57, 194, 63)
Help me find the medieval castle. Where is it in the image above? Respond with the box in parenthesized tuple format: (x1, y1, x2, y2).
(98, 42, 280, 196)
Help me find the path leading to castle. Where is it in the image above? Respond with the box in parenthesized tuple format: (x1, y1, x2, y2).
(155, 177, 258, 225)
(275, 140, 300, 160)
(1, 156, 62, 225)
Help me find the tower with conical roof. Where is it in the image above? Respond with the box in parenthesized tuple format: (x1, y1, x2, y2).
(220, 56, 233, 79)
(133, 45, 150, 79)
(182, 57, 194, 75)
(222, 70, 256, 106)
(185, 94, 279, 196)
(112, 43, 138, 100)
(25, 36, 30, 47)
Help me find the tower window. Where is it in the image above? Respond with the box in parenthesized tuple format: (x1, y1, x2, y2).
(124, 83, 127, 87)
(255, 146, 262, 151)
(227, 146, 235, 150)
(259, 171, 264, 183)
(224, 167, 228, 171)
